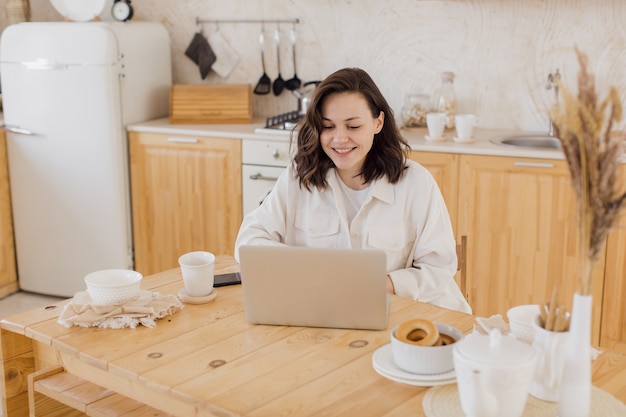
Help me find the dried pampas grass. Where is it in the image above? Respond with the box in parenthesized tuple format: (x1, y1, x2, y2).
(551, 48, 626, 295)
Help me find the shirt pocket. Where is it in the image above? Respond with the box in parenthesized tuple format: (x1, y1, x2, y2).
(367, 231, 414, 269)
(294, 209, 341, 247)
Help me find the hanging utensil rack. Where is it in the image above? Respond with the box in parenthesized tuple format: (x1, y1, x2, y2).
(196, 18, 300, 25)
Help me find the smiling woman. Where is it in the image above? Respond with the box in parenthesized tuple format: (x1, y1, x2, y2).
(235, 67, 471, 314)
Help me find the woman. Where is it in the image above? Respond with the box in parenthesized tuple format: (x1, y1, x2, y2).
(235, 67, 471, 313)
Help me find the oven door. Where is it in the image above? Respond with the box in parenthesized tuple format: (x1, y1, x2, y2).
(242, 164, 286, 216)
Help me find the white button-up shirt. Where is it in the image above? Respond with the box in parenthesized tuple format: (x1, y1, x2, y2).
(235, 159, 471, 313)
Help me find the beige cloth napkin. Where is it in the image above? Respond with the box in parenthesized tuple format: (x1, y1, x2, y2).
(58, 290, 184, 329)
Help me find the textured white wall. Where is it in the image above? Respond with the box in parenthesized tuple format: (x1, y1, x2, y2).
(5, 0, 626, 131)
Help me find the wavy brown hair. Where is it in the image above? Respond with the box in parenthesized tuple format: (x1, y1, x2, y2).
(292, 67, 409, 191)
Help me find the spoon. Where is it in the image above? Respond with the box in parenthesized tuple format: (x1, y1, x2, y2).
(253, 30, 271, 95)
(285, 27, 301, 91)
(272, 28, 285, 96)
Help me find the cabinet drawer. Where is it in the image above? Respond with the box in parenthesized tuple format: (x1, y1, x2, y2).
(242, 139, 293, 167)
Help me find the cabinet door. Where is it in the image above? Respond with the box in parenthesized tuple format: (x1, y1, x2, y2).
(408, 151, 463, 291)
(0, 129, 18, 296)
(129, 132, 242, 276)
(458, 155, 604, 343)
(601, 164, 626, 353)
(408, 151, 459, 233)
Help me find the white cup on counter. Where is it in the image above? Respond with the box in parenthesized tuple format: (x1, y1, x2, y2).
(178, 251, 216, 297)
(454, 114, 479, 143)
(426, 112, 449, 140)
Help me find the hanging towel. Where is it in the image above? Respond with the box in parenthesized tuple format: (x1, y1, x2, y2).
(208, 31, 240, 78)
(185, 32, 217, 79)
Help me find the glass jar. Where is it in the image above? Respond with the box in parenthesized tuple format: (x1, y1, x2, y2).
(401, 93, 430, 128)
(436, 71, 457, 129)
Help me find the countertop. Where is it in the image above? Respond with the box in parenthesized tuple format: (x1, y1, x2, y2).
(127, 117, 571, 161)
(1, 113, 622, 162)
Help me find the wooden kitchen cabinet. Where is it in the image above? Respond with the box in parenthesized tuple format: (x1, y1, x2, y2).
(600, 164, 626, 353)
(128, 132, 242, 276)
(408, 151, 459, 233)
(0, 129, 18, 298)
(457, 155, 605, 343)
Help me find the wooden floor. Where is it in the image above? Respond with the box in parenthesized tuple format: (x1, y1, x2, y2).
(0, 290, 65, 319)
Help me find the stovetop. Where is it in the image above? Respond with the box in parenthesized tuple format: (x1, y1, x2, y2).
(254, 110, 302, 136)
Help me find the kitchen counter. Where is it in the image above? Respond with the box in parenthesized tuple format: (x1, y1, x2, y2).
(128, 118, 569, 160)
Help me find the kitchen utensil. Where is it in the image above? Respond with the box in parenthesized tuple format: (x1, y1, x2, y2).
(285, 27, 301, 91)
(292, 80, 321, 116)
(253, 30, 271, 95)
(272, 28, 285, 96)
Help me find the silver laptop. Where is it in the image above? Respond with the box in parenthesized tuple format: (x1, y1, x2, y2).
(239, 245, 389, 330)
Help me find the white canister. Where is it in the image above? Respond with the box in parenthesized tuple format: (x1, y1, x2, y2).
(453, 329, 537, 417)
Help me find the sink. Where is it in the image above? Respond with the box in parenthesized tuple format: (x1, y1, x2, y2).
(490, 134, 561, 150)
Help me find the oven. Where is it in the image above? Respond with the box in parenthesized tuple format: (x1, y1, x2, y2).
(242, 138, 293, 216)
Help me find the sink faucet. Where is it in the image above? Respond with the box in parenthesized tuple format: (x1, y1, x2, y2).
(546, 69, 561, 136)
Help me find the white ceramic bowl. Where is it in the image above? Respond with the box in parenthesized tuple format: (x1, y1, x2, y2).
(84, 269, 142, 305)
(390, 322, 463, 375)
(507, 304, 540, 345)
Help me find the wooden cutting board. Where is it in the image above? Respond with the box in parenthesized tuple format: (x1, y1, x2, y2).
(169, 84, 253, 124)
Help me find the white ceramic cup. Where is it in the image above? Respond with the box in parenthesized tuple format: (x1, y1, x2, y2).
(178, 251, 215, 297)
(426, 112, 448, 139)
(529, 315, 570, 402)
(454, 114, 478, 141)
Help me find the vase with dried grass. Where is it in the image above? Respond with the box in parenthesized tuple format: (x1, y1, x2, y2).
(551, 48, 626, 417)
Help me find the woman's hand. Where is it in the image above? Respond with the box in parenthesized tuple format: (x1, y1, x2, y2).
(386, 275, 395, 294)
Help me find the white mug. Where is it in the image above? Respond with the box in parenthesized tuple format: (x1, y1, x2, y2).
(178, 251, 215, 297)
(426, 112, 448, 139)
(455, 114, 479, 141)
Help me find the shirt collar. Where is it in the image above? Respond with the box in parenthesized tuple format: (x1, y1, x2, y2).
(327, 169, 395, 205)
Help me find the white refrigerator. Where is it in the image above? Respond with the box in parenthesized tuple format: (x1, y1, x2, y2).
(0, 22, 172, 297)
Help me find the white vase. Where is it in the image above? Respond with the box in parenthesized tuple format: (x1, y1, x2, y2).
(557, 293, 592, 417)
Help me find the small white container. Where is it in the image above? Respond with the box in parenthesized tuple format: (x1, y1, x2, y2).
(390, 322, 463, 375)
(84, 269, 142, 305)
(453, 329, 537, 417)
(507, 304, 540, 345)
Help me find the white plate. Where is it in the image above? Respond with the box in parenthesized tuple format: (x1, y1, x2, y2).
(372, 344, 456, 386)
(57, 0, 106, 22)
(177, 287, 217, 304)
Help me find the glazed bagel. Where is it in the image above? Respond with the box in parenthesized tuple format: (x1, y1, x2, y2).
(396, 318, 440, 346)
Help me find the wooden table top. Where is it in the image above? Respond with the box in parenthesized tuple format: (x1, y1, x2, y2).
(2, 255, 626, 417)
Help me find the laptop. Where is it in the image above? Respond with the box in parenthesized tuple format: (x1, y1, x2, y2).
(238, 245, 389, 330)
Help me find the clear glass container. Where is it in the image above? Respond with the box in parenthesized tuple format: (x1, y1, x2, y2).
(436, 71, 457, 129)
(401, 93, 430, 128)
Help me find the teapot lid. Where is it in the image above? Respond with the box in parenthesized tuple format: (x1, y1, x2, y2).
(455, 328, 535, 365)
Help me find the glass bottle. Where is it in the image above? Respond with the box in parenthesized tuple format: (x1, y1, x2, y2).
(436, 71, 457, 129)
(401, 93, 430, 128)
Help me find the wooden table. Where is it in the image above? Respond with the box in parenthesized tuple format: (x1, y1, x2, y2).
(2, 255, 625, 417)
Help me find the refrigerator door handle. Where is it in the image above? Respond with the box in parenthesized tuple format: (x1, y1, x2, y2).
(3, 125, 37, 135)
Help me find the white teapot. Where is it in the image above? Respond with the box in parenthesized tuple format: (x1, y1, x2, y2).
(453, 328, 537, 417)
